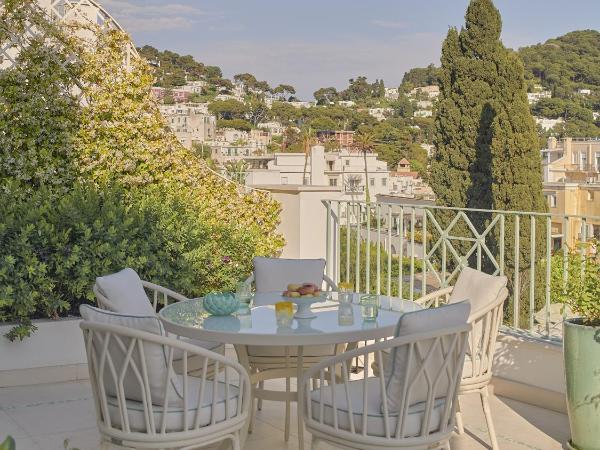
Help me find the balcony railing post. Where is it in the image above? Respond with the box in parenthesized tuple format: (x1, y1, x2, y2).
(514, 215, 521, 329)
(422, 208, 427, 298)
(499, 214, 505, 276)
(409, 208, 416, 302)
(398, 208, 404, 300)
(355, 202, 360, 293)
(529, 216, 536, 331)
(346, 202, 350, 284)
(387, 205, 392, 296)
(545, 216, 552, 337)
(336, 201, 341, 284)
(326, 200, 332, 279)
(376, 203, 381, 296)
(366, 203, 371, 293)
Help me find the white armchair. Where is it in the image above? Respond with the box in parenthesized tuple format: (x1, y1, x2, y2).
(80, 305, 250, 450)
(302, 302, 471, 450)
(414, 267, 508, 450)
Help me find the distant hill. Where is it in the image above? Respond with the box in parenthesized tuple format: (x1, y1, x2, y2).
(519, 30, 600, 99)
(137, 45, 225, 88)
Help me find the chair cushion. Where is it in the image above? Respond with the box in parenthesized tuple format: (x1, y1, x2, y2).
(383, 302, 470, 414)
(80, 305, 183, 405)
(96, 268, 155, 316)
(252, 257, 326, 293)
(448, 267, 507, 315)
(106, 377, 240, 433)
(309, 378, 444, 438)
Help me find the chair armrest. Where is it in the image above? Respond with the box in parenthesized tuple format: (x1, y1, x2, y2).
(142, 280, 189, 311)
(243, 273, 254, 287)
(415, 286, 454, 308)
(323, 274, 337, 291)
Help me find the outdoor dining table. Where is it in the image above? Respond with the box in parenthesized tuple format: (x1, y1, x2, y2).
(158, 291, 422, 449)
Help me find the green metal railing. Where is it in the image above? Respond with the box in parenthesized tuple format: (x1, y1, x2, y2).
(324, 199, 600, 341)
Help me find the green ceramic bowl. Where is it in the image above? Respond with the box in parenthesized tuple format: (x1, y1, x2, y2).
(202, 292, 239, 316)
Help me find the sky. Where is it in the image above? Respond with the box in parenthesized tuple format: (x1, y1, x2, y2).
(102, 0, 600, 100)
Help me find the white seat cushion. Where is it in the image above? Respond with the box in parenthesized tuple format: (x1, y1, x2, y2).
(96, 268, 155, 316)
(383, 302, 470, 414)
(309, 378, 444, 438)
(252, 257, 326, 293)
(107, 377, 240, 432)
(80, 305, 183, 404)
(448, 267, 507, 315)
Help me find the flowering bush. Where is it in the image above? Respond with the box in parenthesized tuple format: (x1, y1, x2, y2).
(0, 2, 283, 340)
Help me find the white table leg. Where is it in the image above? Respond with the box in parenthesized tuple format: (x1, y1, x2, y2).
(297, 345, 304, 450)
(233, 345, 252, 447)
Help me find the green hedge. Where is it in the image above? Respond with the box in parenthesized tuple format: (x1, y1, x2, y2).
(0, 183, 264, 341)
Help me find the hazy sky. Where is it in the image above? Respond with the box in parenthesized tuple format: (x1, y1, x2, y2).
(102, 0, 600, 99)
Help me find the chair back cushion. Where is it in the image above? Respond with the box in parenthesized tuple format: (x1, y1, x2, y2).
(95, 268, 155, 315)
(384, 302, 470, 414)
(80, 305, 182, 405)
(448, 267, 507, 315)
(252, 257, 326, 293)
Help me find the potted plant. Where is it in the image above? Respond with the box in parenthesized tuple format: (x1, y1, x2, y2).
(556, 240, 600, 450)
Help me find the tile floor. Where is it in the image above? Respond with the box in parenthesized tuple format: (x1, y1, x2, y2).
(0, 376, 570, 450)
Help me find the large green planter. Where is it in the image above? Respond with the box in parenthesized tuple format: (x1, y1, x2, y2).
(564, 319, 600, 450)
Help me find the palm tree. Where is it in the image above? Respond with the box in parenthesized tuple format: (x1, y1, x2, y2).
(301, 128, 315, 185)
(354, 130, 376, 204)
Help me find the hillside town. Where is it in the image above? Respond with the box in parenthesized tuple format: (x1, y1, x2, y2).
(151, 60, 599, 230)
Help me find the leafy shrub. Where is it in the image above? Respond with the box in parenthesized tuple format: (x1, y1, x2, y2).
(0, 183, 268, 341)
(550, 240, 600, 326)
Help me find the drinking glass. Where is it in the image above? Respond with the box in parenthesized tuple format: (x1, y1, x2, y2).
(338, 302, 354, 326)
(338, 282, 354, 304)
(236, 282, 253, 304)
(236, 282, 253, 315)
(275, 301, 294, 327)
(360, 295, 379, 321)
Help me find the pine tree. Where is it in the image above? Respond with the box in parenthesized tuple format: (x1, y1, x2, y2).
(431, 0, 547, 322)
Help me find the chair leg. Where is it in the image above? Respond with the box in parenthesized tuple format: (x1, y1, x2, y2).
(311, 437, 321, 450)
(231, 432, 241, 450)
(455, 396, 465, 435)
(284, 376, 291, 441)
(257, 380, 264, 410)
(248, 393, 256, 433)
(480, 386, 499, 450)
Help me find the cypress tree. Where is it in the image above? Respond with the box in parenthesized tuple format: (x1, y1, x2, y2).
(431, 0, 547, 322)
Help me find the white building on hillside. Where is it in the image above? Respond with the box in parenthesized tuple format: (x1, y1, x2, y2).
(384, 87, 399, 100)
(368, 107, 393, 121)
(527, 90, 551, 104)
(389, 159, 435, 200)
(414, 109, 433, 118)
(159, 104, 216, 149)
(535, 116, 565, 131)
(258, 121, 285, 136)
(245, 146, 391, 197)
(409, 85, 440, 99)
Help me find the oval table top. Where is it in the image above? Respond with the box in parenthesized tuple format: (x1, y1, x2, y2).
(159, 292, 421, 346)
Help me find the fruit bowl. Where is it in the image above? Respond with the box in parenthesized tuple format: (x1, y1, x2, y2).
(282, 283, 326, 319)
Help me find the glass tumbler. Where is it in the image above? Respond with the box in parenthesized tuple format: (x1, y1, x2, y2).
(360, 295, 379, 321)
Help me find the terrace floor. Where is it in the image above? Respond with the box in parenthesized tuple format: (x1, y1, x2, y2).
(0, 377, 570, 450)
